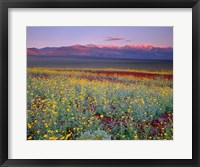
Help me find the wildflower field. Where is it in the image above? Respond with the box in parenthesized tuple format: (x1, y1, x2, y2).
(27, 66, 173, 140)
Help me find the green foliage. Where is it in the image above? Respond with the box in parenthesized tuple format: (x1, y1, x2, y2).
(78, 129, 111, 140)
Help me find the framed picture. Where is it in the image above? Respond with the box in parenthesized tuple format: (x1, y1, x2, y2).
(0, 0, 199, 166)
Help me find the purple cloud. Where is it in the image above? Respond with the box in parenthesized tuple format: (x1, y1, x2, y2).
(105, 36, 124, 41)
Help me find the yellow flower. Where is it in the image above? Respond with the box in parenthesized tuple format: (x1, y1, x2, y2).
(60, 136, 65, 140)
(51, 111, 57, 115)
(56, 130, 59, 133)
(43, 134, 48, 139)
(48, 130, 53, 134)
(44, 123, 49, 128)
(28, 123, 32, 129)
(81, 121, 86, 125)
(134, 135, 138, 139)
(66, 133, 71, 140)
(100, 115, 104, 119)
(28, 136, 32, 140)
(61, 98, 65, 103)
(49, 136, 58, 140)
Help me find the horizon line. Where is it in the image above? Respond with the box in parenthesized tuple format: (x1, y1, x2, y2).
(27, 43, 173, 49)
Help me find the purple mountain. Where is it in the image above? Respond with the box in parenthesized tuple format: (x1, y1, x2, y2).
(27, 44, 173, 60)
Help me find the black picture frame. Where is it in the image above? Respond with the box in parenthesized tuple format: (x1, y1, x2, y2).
(0, 0, 199, 167)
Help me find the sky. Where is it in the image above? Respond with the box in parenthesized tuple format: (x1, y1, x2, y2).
(27, 26, 173, 48)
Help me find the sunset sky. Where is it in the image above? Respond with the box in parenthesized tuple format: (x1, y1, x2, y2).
(27, 26, 173, 48)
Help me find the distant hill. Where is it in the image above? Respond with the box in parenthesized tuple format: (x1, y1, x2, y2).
(27, 44, 173, 60)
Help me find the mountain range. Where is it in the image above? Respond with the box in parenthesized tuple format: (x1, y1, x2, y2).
(27, 44, 173, 60)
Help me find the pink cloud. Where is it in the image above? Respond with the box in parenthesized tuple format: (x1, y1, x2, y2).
(105, 36, 124, 41)
(125, 40, 132, 42)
